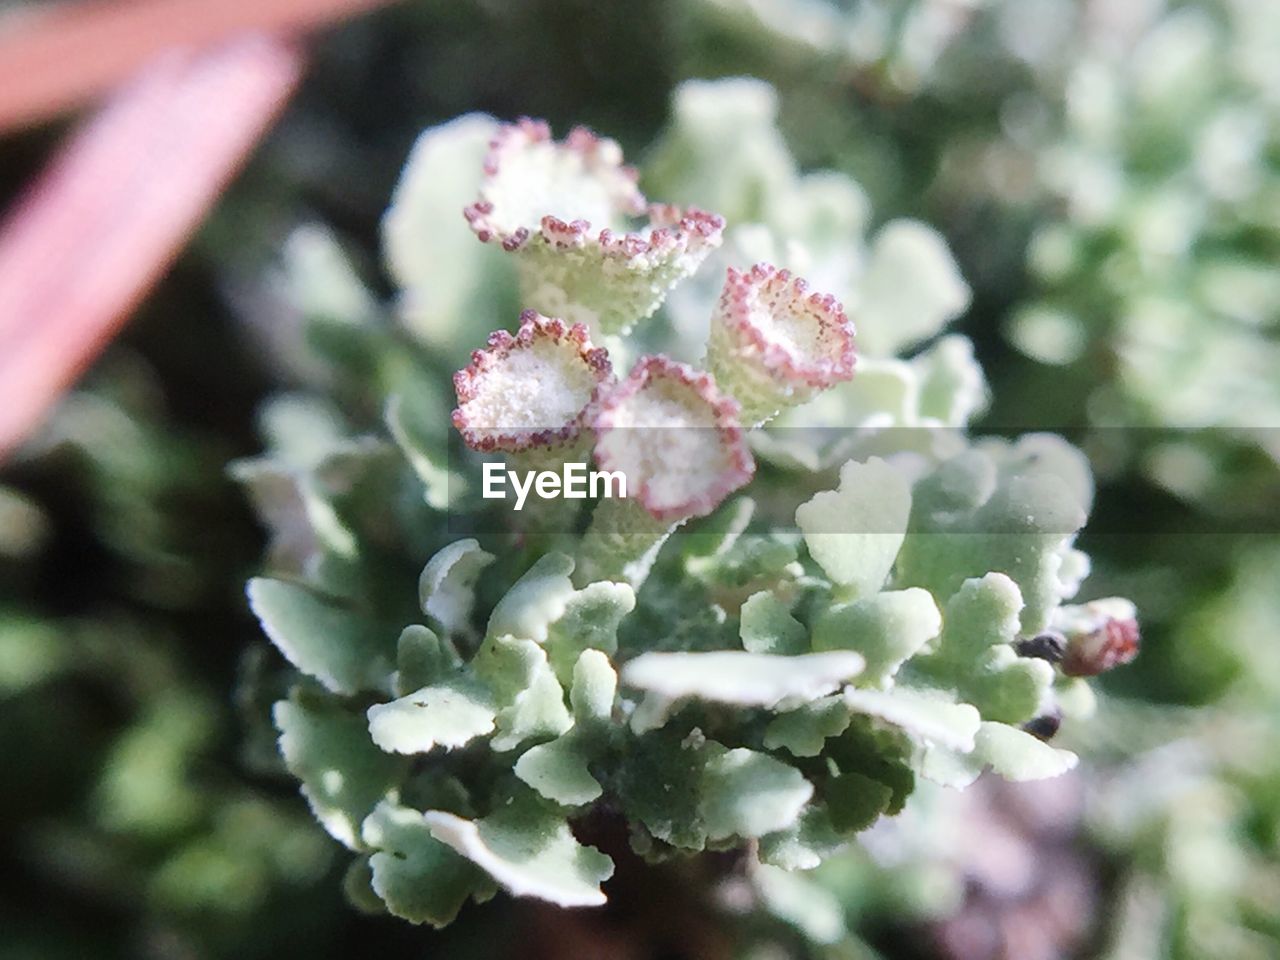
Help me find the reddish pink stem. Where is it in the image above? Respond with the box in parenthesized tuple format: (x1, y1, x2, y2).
(0, 0, 396, 131)
(0, 35, 303, 459)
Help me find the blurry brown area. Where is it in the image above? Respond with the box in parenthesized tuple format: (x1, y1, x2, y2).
(929, 776, 1098, 960)
(0, 37, 302, 460)
(0, 0, 400, 461)
(518, 817, 738, 960)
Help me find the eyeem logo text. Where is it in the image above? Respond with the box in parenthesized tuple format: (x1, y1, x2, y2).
(482, 462, 626, 511)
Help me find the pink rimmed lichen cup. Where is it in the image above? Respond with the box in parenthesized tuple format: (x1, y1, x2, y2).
(593, 355, 754, 524)
(463, 119, 724, 336)
(452, 309, 612, 455)
(706, 263, 855, 425)
(576, 356, 754, 588)
(463, 118, 645, 250)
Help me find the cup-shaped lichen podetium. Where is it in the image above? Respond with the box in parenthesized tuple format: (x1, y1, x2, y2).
(464, 119, 723, 336)
(453, 310, 612, 534)
(575, 355, 754, 587)
(705, 263, 855, 426)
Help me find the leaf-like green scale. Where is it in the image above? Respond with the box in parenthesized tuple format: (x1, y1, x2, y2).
(919, 722, 1077, 789)
(544, 580, 635, 682)
(618, 731, 712, 850)
(275, 697, 405, 850)
(897, 438, 1090, 633)
(363, 800, 493, 926)
(824, 771, 894, 834)
(758, 808, 846, 871)
(424, 802, 614, 907)
(249, 578, 394, 696)
(796, 457, 912, 597)
(366, 678, 497, 755)
(700, 747, 814, 841)
(842, 688, 980, 753)
(812, 588, 941, 687)
(913, 574, 1054, 725)
(394, 624, 455, 696)
(569, 649, 618, 727)
(514, 737, 602, 806)
(620, 650, 864, 709)
(491, 665, 574, 753)
(418, 539, 495, 637)
(764, 696, 852, 757)
(486, 553, 576, 644)
(740, 590, 808, 656)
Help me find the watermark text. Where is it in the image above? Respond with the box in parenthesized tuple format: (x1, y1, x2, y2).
(482, 461, 626, 510)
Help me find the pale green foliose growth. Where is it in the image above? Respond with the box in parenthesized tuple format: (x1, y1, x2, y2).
(240, 81, 1136, 932)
